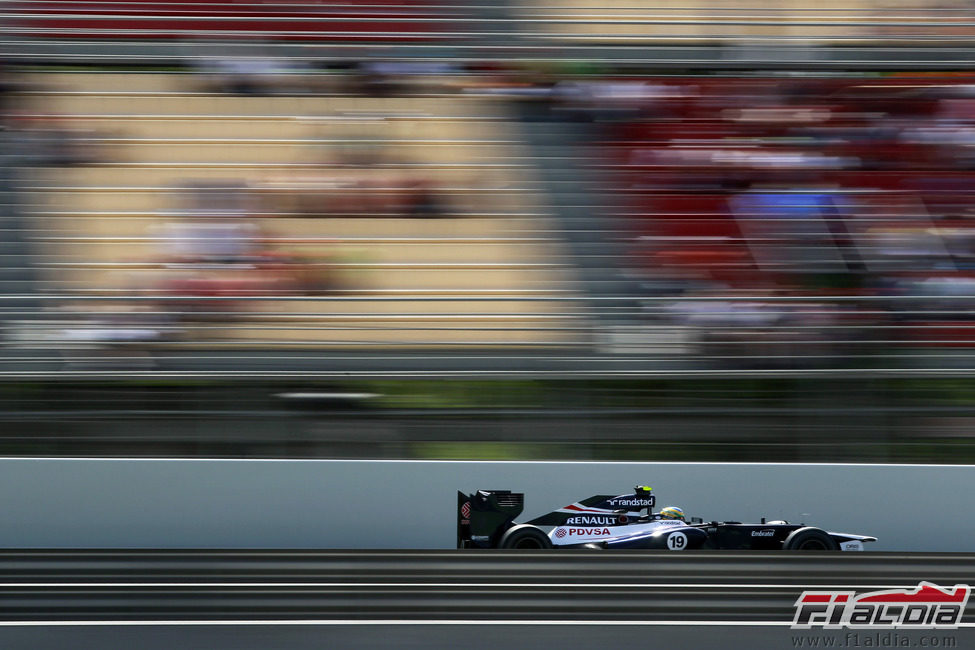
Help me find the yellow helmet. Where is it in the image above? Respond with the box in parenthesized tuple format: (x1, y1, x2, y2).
(659, 506, 685, 521)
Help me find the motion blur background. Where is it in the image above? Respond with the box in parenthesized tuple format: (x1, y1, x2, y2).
(5, 1, 975, 463)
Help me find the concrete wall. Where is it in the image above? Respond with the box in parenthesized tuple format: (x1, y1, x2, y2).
(0, 459, 968, 551)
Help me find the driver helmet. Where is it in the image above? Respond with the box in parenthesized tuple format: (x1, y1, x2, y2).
(659, 506, 685, 521)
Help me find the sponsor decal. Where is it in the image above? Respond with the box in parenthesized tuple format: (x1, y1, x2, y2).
(840, 540, 864, 552)
(751, 529, 775, 537)
(554, 528, 567, 539)
(607, 498, 655, 507)
(460, 502, 471, 519)
(792, 582, 970, 629)
(666, 531, 687, 550)
(563, 528, 611, 536)
(566, 516, 617, 525)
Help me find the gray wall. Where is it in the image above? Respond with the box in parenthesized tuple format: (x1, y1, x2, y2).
(0, 459, 968, 551)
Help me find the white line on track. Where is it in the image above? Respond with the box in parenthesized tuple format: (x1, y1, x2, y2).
(2, 620, 975, 628)
(0, 620, 805, 627)
(0, 582, 929, 589)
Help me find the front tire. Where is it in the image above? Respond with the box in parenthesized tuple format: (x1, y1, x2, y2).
(783, 527, 839, 551)
(499, 524, 553, 549)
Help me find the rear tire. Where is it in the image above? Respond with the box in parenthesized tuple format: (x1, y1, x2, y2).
(783, 527, 839, 551)
(499, 524, 553, 549)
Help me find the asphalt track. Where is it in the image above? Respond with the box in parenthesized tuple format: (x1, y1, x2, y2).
(0, 551, 974, 648)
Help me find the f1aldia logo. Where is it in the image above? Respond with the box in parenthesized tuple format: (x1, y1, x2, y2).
(792, 582, 970, 629)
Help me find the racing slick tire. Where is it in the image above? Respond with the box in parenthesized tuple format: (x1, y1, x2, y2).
(499, 524, 553, 549)
(783, 527, 840, 551)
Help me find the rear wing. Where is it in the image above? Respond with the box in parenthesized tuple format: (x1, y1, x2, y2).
(457, 490, 525, 549)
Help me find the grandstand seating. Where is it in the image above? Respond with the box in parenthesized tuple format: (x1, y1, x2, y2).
(591, 72, 975, 348)
(512, 1, 975, 44)
(10, 1, 456, 41)
(19, 73, 586, 348)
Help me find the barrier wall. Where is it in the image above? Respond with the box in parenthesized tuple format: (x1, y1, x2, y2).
(0, 459, 967, 551)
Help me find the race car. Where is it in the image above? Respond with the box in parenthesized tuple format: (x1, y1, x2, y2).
(457, 486, 877, 551)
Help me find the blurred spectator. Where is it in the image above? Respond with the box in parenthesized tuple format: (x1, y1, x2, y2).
(352, 60, 462, 97)
(155, 219, 261, 265)
(53, 302, 177, 369)
(553, 79, 681, 122)
(0, 60, 12, 130)
(6, 109, 107, 167)
(663, 289, 842, 367)
(254, 139, 444, 218)
(192, 40, 325, 96)
(145, 182, 339, 324)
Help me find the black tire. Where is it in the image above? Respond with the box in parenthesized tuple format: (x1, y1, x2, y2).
(499, 524, 553, 549)
(783, 527, 840, 551)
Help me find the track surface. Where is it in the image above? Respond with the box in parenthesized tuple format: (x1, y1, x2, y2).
(2, 550, 974, 648)
(0, 550, 973, 623)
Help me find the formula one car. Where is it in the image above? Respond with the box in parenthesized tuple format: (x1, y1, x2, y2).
(457, 486, 877, 551)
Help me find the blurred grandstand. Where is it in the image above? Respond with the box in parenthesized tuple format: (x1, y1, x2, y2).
(4, 1, 975, 461)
